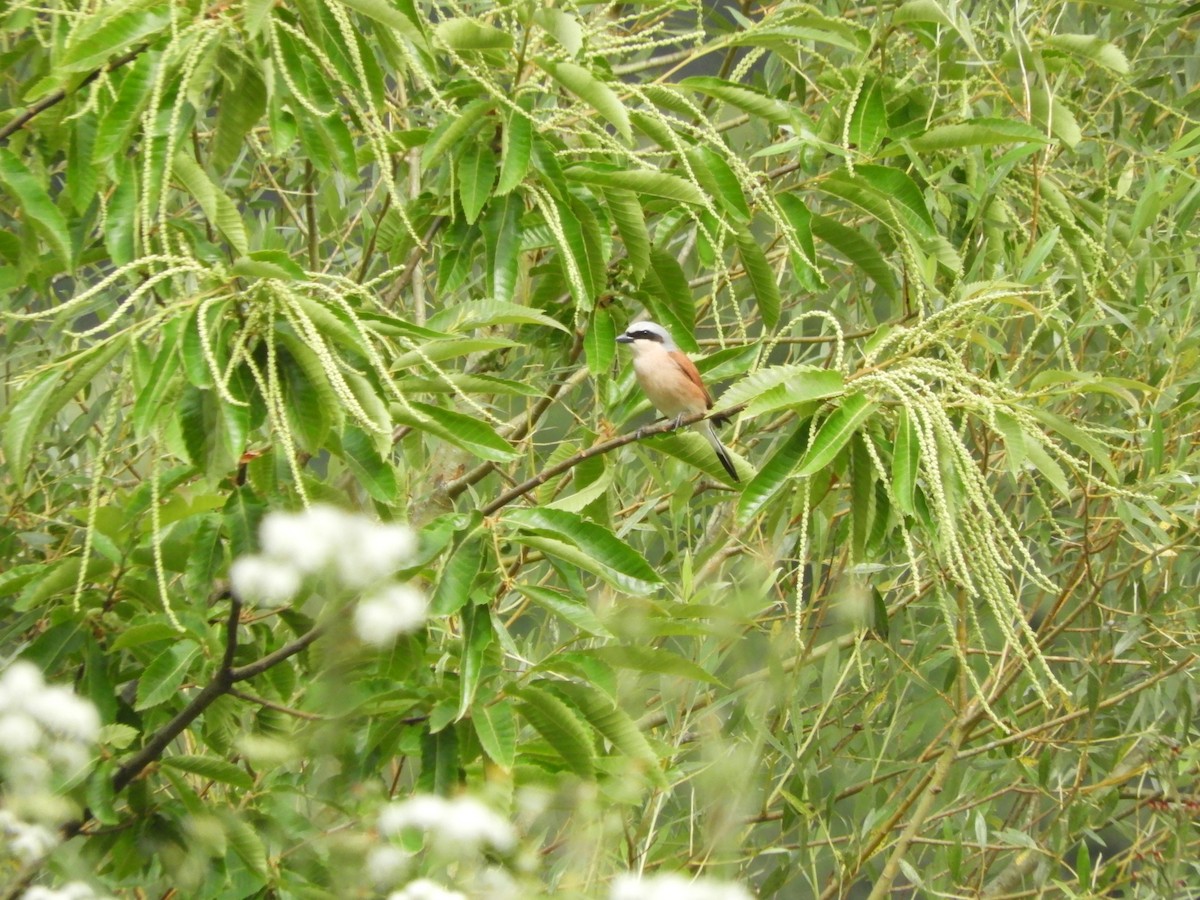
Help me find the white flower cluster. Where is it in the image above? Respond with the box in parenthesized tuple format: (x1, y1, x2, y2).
(0, 812, 56, 863)
(23, 883, 111, 900)
(378, 795, 517, 854)
(229, 505, 428, 645)
(610, 873, 755, 900)
(387, 879, 466, 900)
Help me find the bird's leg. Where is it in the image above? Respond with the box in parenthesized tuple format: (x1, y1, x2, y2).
(672, 413, 685, 431)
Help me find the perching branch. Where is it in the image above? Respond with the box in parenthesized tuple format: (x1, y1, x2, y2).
(62, 598, 324, 839)
(480, 403, 748, 516)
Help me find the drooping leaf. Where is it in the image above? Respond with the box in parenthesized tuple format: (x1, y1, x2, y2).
(679, 76, 793, 124)
(435, 18, 513, 51)
(538, 60, 632, 143)
(504, 508, 661, 591)
(135, 641, 201, 710)
(566, 165, 705, 206)
(552, 681, 667, 788)
(517, 683, 595, 777)
(472, 699, 516, 768)
(456, 140, 496, 224)
(0, 148, 74, 268)
(162, 755, 254, 790)
(796, 393, 878, 477)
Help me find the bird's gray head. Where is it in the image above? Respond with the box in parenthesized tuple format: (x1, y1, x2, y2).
(616, 321, 677, 351)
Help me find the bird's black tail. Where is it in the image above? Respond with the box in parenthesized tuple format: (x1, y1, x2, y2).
(705, 422, 740, 483)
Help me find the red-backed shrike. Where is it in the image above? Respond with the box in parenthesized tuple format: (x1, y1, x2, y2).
(616, 321, 739, 482)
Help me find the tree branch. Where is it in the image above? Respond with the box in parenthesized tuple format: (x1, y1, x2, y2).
(480, 404, 748, 516)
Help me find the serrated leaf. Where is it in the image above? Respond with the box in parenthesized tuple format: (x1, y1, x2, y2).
(603, 187, 650, 281)
(340, 425, 399, 503)
(60, 8, 171, 73)
(517, 684, 595, 777)
(93, 52, 156, 165)
(435, 17, 513, 50)
(339, 0, 427, 45)
(421, 98, 494, 172)
(515, 584, 613, 638)
(552, 681, 666, 788)
(734, 227, 781, 329)
(135, 641, 200, 710)
(533, 8, 582, 54)
(0, 148, 73, 268)
(163, 754, 254, 790)
(736, 420, 812, 526)
(457, 140, 495, 224)
(888, 118, 1050, 154)
(213, 62, 266, 171)
(687, 146, 749, 221)
(224, 813, 269, 880)
(514, 535, 654, 595)
(589, 645, 725, 686)
(644, 248, 696, 347)
(567, 166, 704, 205)
(223, 485, 264, 558)
(680, 76, 792, 124)
(539, 60, 631, 143)
(427, 298, 569, 334)
(3, 341, 124, 488)
(717, 365, 844, 414)
(848, 78, 887, 155)
(504, 508, 661, 589)
(585, 306, 616, 376)
(496, 100, 532, 195)
(1043, 34, 1129, 74)
(457, 603, 495, 719)
(395, 401, 518, 462)
(892, 407, 920, 516)
(472, 699, 516, 768)
(431, 535, 483, 617)
(796, 393, 878, 477)
(172, 152, 249, 255)
(811, 214, 896, 295)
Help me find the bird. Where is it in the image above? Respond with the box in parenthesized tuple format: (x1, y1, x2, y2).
(616, 320, 739, 482)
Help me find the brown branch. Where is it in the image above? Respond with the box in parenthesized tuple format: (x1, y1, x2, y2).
(61, 599, 324, 841)
(480, 403, 748, 517)
(0, 46, 146, 143)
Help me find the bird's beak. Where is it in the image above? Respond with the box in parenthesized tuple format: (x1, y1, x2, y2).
(615, 334, 633, 344)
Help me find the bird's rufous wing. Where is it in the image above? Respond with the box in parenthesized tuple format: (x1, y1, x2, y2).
(668, 349, 713, 409)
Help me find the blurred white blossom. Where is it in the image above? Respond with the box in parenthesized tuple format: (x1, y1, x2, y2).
(610, 873, 755, 900)
(229, 554, 303, 607)
(232, 507, 426, 642)
(354, 584, 429, 645)
(23, 883, 111, 900)
(387, 879, 467, 900)
(0, 660, 101, 854)
(379, 795, 516, 854)
(367, 844, 410, 885)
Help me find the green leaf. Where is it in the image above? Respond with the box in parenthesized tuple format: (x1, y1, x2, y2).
(457, 140, 496, 225)
(162, 755, 254, 790)
(496, 99, 532, 195)
(222, 486, 265, 559)
(1043, 34, 1129, 74)
(849, 434, 873, 562)
(339, 0, 427, 45)
(0, 148, 73, 268)
(567, 166, 705, 206)
(395, 401, 518, 462)
(504, 508, 661, 591)
(340, 425, 399, 503)
(60, 8, 171, 73)
(603, 188, 650, 282)
(552, 681, 667, 788)
(538, 60, 632, 143)
(734, 226, 781, 330)
(718, 365, 844, 415)
(431, 535, 483, 617)
(589, 645, 725, 687)
(642, 248, 696, 349)
(135, 640, 201, 710)
(736, 420, 812, 527)
(848, 78, 888, 155)
(427, 298, 569, 334)
(687, 146, 750, 221)
(93, 52, 156, 165)
(172, 152, 249, 255)
(533, 8, 583, 55)
(3, 341, 124, 488)
(893, 118, 1051, 154)
(514, 584, 613, 638)
(435, 18, 513, 50)
(421, 98, 494, 172)
(213, 62, 267, 171)
(419, 726, 459, 795)
(585, 306, 617, 377)
(811, 214, 896, 296)
(892, 407, 920, 516)
(457, 603, 495, 719)
(472, 699, 516, 768)
(679, 76, 792, 124)
(796, 393, 878, 477)
(517, 684, 595, 777)
(224, 813, 269, 880)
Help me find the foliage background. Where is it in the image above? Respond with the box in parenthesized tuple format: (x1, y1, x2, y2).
(1, 0, 1198, 896)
